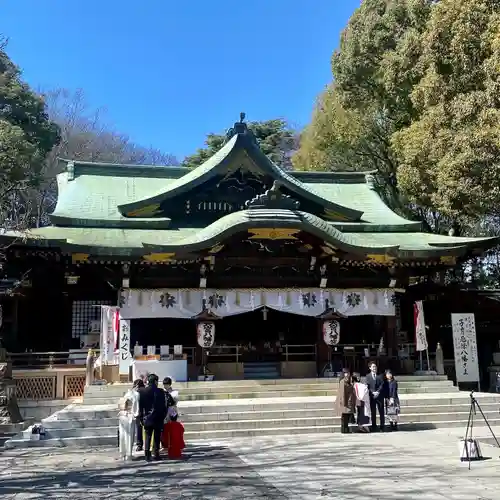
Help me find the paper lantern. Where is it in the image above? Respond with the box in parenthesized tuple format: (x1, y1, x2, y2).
(197, 321, 215, 348)
(323, 320, 340, 345)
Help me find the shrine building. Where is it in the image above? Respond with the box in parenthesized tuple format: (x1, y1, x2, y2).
(0, 115, 497, 381)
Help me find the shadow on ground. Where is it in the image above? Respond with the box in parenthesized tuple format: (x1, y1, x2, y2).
(1, 435, 500, 499)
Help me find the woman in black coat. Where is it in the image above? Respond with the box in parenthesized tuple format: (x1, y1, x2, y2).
(384, 369, 400, 431)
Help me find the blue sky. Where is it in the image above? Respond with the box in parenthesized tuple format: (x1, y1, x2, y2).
(1, 0, 360, 160)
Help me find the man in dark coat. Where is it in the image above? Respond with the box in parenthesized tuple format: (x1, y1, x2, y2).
(366, 362, 387, 432)
(139, 373, 168, 460)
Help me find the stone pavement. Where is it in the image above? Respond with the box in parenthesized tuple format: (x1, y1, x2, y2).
(1, 427, 500, 499)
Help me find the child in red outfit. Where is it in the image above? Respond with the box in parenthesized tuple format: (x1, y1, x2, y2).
(163, 412, 185, 459)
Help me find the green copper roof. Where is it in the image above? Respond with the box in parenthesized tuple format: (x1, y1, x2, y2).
(5, 120, 495, 261)
(53, 147, 418, 230)
(6, 212, 495, 260)
(116, 133, 364, 221)
(51, 171, 176, 228)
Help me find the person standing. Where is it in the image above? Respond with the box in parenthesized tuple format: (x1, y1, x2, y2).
(161, 376, 178, 449)
(118, 397, 135, 461)
(162, 376, 179, 421)
(366, 362, 386, 432)
(163, 410, 185, 459)
(130, 379, 145, 451)
(352, 373, 371, 432)
(384, 369, 400, 431)
(118, 378, 145, 456)
(335, 368, 355, 434)
(139, 373, 167, 461)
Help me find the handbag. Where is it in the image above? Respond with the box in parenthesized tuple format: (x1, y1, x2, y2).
(385, 401, 399, 416)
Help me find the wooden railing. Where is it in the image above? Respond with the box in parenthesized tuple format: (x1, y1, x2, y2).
(207, 345, 241, 363)
(7, 350, 94, 400)
(11, 367, 86, 400)
(206, 344, 318, 363)
(283, 344, 317, 362)
(7, 349, 99, 368)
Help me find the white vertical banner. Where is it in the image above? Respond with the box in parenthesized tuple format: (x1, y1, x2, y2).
(100, 306, 116, 365)
(119, 318, 132, 376)
(451, 313, 480, 383)
(414, 301, 428, 351)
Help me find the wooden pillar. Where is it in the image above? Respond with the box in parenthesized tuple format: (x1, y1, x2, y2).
(11, 297, 18, 348)
(385, 316, 398, 371)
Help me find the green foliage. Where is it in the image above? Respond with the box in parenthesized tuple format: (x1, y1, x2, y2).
(0, 43, 60, 224)
(182, 133, 225, 169)
(294, 0, 432, 214)
(295, 0, 500, 226)
(393, 0, 500, 219)
(183, 119, 298, 170)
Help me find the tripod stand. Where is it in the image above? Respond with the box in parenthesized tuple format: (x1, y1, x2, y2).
(461, 391, 500, 469)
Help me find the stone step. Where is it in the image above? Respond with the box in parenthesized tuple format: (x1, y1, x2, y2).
(7, 417, 500, 449)
(57, 393, 500, 420)
(82, 386, 459, 405)
(180, 403, 500, 422)
(91, 375, 449, 389)
(182, 417, 500, 440)
(83, 381, 456, 399)
(0, 433, 17, 447)
(0, 421, 33, 448)
(42, 417, 118, 429)
(45, 401, 500, 429)
(39, 409, 500, 438)
(84, 379, 455, 396)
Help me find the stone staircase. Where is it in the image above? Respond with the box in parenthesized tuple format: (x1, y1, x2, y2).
(243, 362, 280, 379)
(0, 422, 31, 447)
(5, 376, 500, 449)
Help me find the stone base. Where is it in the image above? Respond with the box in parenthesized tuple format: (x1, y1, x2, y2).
(0, 394, 23, 424)
(0, 362, 23, 424)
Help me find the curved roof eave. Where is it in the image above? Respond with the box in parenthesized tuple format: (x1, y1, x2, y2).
(49, 214, 172, 229)
(427, 236, 499, 248)
(117, 133, 364, 221)
(140, 209, 397, 255)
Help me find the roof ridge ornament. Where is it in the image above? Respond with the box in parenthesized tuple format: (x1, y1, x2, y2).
(224, 112, 257, 144)
(245, 180, 300, 210)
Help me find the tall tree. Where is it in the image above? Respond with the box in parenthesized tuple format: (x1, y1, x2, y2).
(393, 0, 500, 220)
(297, 0, 500, 227)
(0, 38, 60, 229)
(293, 0, 434, 219)
(182, 119, 299, 170)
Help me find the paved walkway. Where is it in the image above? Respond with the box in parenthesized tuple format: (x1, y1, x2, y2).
(1, 427, 500, 499)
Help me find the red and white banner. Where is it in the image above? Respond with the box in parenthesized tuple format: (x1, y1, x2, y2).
(113, 308, 120, 349)
(100, 306, 118, 364)
(414, 301, 428, 352)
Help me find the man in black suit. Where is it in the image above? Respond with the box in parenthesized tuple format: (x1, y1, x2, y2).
(366, 362, 386, 431)
(139, 373, 168, 461)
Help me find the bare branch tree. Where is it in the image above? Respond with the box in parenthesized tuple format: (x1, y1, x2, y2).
(15, 88, 178, 227)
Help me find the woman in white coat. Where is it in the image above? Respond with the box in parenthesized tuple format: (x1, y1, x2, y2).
(352, 373, 371, 433)
(118, 379, 144, 460)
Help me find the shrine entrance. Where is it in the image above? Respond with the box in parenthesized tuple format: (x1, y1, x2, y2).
(216, 308, 318, 362)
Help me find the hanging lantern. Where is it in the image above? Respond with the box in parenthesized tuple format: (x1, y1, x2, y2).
(197, 321, 215, 348)
(323, 320, 340, 345)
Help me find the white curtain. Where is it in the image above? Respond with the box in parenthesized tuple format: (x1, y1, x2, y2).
(119, 288, 396, 319)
